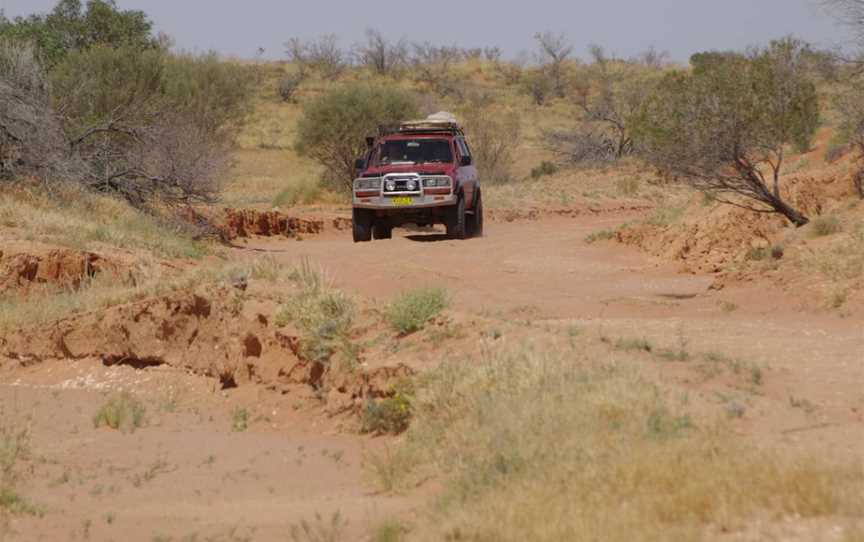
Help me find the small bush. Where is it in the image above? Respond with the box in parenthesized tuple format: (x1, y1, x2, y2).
(530, 161, 559, 179)
(278, 73, 305, 103)
(384, 287, 448, 334)
(362, 393, 412, 435)
(93, 392, 146, 433)
(810, 215, 842, 237)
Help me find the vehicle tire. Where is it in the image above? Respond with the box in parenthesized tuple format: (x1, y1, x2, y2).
(373, 222, 393, 240)
(446, 196, 467, 240)
(352, 208, 372, 243)
(468, 191, 483, 238)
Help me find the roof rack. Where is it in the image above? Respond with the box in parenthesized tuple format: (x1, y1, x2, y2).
(398, 119, 464, 136)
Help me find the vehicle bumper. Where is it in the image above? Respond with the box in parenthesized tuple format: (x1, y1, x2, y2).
(352, 194, 458, 210)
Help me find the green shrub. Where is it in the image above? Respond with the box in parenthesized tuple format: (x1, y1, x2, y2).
(384, 288, 448, 334)
(93, 392, 146, 433)
(295, 82, 418, 192)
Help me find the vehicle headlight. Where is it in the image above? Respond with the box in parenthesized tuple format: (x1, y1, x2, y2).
(385, 180, 396, 192)
(354, 178, 381, 191)
(406, 180, 417, 191)
(422, 176, 452, 188)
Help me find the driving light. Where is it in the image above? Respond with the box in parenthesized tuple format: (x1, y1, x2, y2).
(406, 180, 417, 191)
(385, 180, 397, 192)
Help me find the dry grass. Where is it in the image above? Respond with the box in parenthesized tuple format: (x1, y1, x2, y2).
(376, 348, 864, 541)
(800, 221, 864, 285)
(0, 184, 207, 259)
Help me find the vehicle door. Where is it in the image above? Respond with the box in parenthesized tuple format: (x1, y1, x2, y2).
(455, 137, 478, 208)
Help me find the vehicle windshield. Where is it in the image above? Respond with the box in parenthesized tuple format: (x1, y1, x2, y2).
(376, 139, 453, 165)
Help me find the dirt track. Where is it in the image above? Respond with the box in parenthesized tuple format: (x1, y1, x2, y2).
(3, 213, 863, 541)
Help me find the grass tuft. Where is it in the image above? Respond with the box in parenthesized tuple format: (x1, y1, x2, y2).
(811, 215, 843, 238)
(585, 229, 617, 244)
(93, 392, 146, 433)
(384, 288, 448, 335)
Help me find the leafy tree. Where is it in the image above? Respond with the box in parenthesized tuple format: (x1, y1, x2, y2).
(0, 0, 155, 67)
(295, 83, 418, 191)
(636, 38, 819, 227)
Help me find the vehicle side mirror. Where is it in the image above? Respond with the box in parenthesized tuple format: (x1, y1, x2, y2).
(460, 155, 472, 167)
(355, 158, 366, 170)
(365, 137, 375, 148)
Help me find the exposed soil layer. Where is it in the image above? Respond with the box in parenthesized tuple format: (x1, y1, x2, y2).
(617, 173, 854, 274)
(220, 208, 331, 240)
(0, 247, 126, 295)
(0, 284, 410, 413)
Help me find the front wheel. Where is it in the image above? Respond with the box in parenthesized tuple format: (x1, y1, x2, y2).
(446, 196, 467, 240)
(352, 208, 372, 242)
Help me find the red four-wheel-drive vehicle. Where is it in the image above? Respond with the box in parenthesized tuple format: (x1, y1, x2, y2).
(351, 115, 483, 242)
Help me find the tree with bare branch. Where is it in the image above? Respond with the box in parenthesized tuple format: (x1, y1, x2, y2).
(635, 38, 819, 227)
(534, 32, 574, 98)
(356, 28, 407, 77)
(284, 35, 346, 80)
(571, 45, 664, 158)
(0, 40, 80, 184)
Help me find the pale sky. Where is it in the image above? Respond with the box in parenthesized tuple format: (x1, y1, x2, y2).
(0, 0, 853, 61)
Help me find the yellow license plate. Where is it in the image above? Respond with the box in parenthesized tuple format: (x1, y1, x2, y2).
(391, 197, 413, 206)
